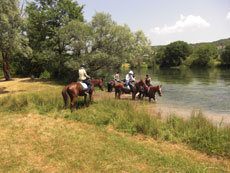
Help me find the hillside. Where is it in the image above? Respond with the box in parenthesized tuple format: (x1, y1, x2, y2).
(0, 78, 230, 172)
(152, 38, 230, 50)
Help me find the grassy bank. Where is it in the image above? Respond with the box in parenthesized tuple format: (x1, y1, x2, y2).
(0, 79, 230, 171)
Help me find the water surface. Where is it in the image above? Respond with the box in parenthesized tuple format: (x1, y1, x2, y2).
(104, 68, 230, 117)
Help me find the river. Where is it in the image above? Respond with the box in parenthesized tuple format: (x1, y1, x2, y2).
(103, 67, 230, 124)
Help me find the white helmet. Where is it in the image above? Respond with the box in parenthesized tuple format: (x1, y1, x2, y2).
(129, 71, 133, 75)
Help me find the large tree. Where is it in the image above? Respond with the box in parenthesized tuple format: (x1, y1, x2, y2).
(25, 0, 84, 77)
(160, 41, 192, 67)
(192, 44, 217, 66)
(0, 0, 25, 80)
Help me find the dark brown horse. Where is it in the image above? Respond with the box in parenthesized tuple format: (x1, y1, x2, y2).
(114, 79, 147, 100)
(62, 82, 94, 111)
(146, 85, 162, 102)
(90, 79, 104, 91)
(107, 80, 115, 92)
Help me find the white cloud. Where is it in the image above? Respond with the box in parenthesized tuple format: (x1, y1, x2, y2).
(227, 12, 230, 19)
(150, 14, 210, 35)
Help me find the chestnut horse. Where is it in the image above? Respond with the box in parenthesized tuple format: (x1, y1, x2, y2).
(62, 82, 94, 111)
(146, 85, 162, 102)
(90, 79, 104, 91)
(114, 79, 147, 100)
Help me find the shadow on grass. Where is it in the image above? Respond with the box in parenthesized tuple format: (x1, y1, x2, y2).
(0, 87, 25, 95)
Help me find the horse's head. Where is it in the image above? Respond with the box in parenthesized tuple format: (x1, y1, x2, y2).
(157, 85, 162, 96)
(91, 79, 104, 91)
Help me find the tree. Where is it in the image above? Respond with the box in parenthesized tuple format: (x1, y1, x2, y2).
(0, 0, 26, 80)
(25, 0, 84, 77)
(160, 41, 192, 67)
(221, 45, 230, 66)
(193, 44, 217, 67)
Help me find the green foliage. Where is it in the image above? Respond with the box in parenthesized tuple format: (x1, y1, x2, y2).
(0, 0, 32, 80)
(39, 70, 51, 79)
(159, 41, 192, 67)
(25, 0, 84, 77)
(23, 2, 152, 80)
(221, 45, 230, 65)
(192, 44, 218, 67)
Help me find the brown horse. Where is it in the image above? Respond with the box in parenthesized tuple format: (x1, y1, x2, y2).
(114, 79, 147, 100)
(62, 82, 94, 111)
(146, 85, 162, 102)
(107, 80, 115, 92)
(90, 79, 104, 91)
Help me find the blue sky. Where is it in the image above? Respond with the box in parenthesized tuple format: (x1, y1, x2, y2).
(23, 0, 230, 45)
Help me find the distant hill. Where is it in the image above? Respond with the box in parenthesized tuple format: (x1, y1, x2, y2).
(152, 38, 230, 51)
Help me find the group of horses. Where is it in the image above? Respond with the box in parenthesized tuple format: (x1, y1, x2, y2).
(107, 79, 162, 101)
(62, 78, 162, 110)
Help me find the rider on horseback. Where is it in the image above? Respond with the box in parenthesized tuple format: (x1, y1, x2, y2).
(125, 70, 135, 90)
(145, 74, 152, 86)
(114, 71, 121, 83)
(79, 64, 92, 95)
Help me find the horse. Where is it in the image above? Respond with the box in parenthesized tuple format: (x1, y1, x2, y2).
(114, 79, 147, 100)
(146, 85, 162, 102)
(62, 82, 94, 111)
(137, 83, 153, 100)
(90, 79, 104, 91)
(137, 85, 146, 100)
(107, 80, 115, 92)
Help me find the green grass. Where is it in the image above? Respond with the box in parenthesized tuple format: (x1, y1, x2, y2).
(0, 112, 229, 172)
(1, 88, 230, 159)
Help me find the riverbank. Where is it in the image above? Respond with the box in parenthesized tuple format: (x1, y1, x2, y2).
(0, 78, 230, 171)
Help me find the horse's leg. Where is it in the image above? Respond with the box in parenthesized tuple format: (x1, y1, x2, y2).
(154, 94, 157, 102)
(137, 92, 141, 99)
(115, 89, 117, 99)
(149, 97, 151, 102)
(89, 93, 93, 104)
(119, 90, 121, 99)
(141, 93, 145, 100)
(84, 95, 87, 106)
(132, 91, 136, 100)
(69, 90, 78, 111)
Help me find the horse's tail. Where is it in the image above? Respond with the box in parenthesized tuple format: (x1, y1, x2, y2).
(62, 86, 69, 108)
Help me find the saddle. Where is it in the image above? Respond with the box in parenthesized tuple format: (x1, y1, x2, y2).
(78, 82, 88, 90)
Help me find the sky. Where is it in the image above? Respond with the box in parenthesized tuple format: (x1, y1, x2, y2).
(22, 0, 230, 46)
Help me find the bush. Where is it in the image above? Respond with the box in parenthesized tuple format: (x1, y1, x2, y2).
(39, 70, 51, 79)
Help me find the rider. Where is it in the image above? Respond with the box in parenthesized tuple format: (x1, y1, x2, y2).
(125, 70, 135, 90)
(145, 74, 152, 86)
(78, 64, 91, 95)
(114, 71, 121, 83)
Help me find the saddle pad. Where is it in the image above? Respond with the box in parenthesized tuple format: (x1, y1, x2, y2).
(79, 82, 88, 90)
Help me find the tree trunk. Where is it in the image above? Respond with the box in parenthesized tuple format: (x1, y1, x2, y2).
(2, 52, 11, 81)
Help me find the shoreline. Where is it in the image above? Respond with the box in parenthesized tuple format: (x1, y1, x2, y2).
(147, 102, 230, 126)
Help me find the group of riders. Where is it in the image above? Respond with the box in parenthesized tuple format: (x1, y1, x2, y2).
(78, 63, 152, 95)
(114, 70, 152, 89)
